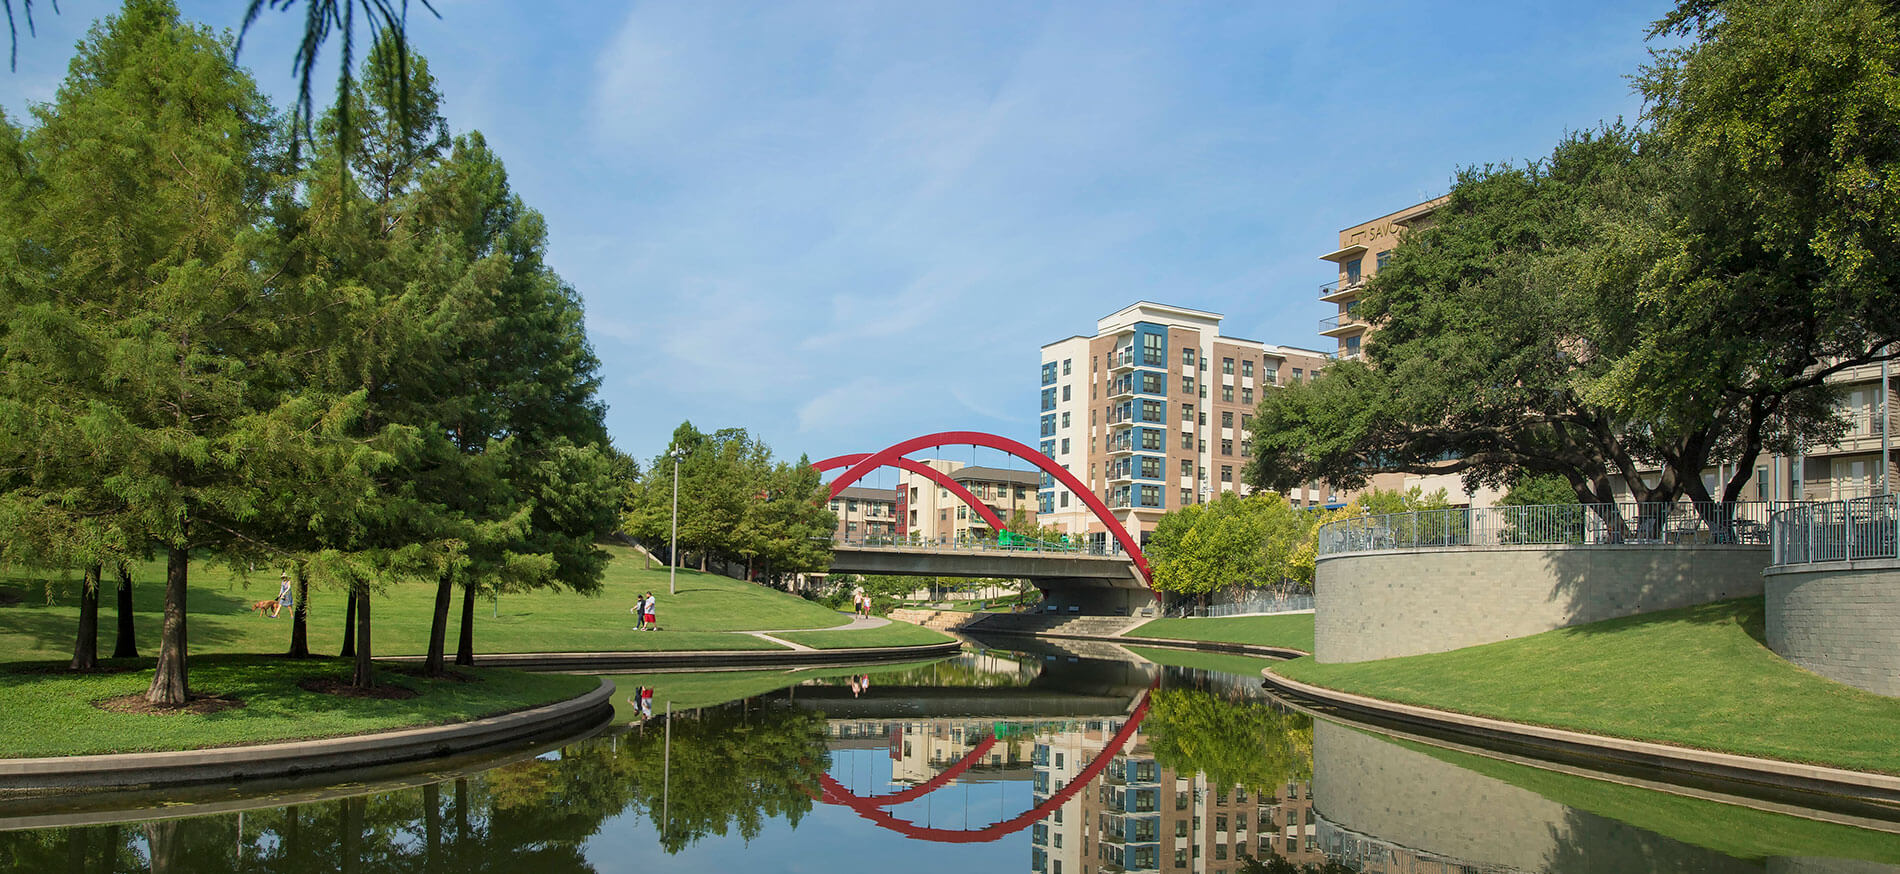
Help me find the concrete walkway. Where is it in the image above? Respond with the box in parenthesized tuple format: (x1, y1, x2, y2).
(741, 614, 890, 651)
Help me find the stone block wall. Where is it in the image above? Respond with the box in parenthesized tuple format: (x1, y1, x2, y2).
(1764, 559, 1900, 698)
(1314, 545, 1768, 663)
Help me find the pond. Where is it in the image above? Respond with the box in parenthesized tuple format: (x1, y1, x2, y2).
(2, 635, 1898, 873)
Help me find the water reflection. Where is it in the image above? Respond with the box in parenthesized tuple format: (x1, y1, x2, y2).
(2, 646, 1897, 873)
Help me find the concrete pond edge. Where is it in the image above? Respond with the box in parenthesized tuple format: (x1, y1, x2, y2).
(0, 680, 617, 793)
(1261, 669, 1900, 808)
(382, 639, 964, 672)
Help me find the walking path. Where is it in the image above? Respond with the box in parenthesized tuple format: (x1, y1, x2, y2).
(741, 614, 890, 651)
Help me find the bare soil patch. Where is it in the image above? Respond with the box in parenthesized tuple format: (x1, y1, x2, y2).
(95, 693, 245, 716)
(297, 677, 419, 700)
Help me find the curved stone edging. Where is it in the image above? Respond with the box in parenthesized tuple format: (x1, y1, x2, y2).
(1262, 669, 1900, 807)
(0, 680, 616, 793)
(383, 640, 962, 672)
(1112, 635, 1307, 660)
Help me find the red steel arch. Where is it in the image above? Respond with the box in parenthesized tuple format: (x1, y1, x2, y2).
(813, 454, 1009, 534)
(815, 690, 1152, 843)
(825, 431, 1152, 584)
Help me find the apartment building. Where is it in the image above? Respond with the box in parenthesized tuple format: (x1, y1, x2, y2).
(1039, 302, 1334, 549)
(1324, 198, 1895, 505)
(897, 460, 1040, 544)
(829, 486, 898, 541)
(1319, 198, 1505, 508)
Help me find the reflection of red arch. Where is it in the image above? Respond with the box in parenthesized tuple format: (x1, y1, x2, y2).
(821, 431, 1152, 585)
(816, 690, 1151, 843)
(814, 454, 1009, 533)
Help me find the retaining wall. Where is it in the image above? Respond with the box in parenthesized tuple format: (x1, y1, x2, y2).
(1764, 559, 1900, 698)
(1314, 545, 1768, 663)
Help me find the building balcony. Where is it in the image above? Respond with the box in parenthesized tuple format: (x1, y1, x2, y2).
(1319, 313, 1367, 337)
(1109, 349, 1136, 373)
(1319, 277, 1365, 301)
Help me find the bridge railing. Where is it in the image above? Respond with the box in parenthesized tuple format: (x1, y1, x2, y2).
(827, 534, 1122, 557)
(1315, 501, 1784, 558)
(1770, 495, 1900, 566)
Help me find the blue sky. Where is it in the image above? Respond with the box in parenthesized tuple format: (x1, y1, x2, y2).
(1, 1, 1667, 475)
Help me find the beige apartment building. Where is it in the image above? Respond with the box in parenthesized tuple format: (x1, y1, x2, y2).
(1325, 197, 1895, 506)
(896, 460, 1040, 544)
(1039, 302, 1334, 550)
(829, 485, 898, 541)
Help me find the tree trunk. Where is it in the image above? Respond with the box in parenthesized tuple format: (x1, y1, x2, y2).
(145, 820, 183, 874)
(71, 563, 101, 670)
(287, 562, 310, 658)
(351, 581, 374, 689)
(424, 570, 454, 677)
(340, 588, 358, 657)
(64, 822, 86, 874)
(643, 547, 651, 571)
(699, 552, 706, 572)
(283, 805, 300, 860)
(111, 563, 137, 659)
(454, 582, 476, 667)
(145, 546, 190, 706)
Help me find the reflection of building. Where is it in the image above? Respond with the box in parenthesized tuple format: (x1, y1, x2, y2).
(830, 485, 898, 540)
(898, 460, 1039, 544)
(1029, 718, 1323, 874)
(1038, 302, 1336, 551)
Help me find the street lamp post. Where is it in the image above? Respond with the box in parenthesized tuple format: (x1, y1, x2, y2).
(669, 449, 683, 596)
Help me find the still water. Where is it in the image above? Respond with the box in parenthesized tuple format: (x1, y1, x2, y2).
(2, 636, 1898, 873)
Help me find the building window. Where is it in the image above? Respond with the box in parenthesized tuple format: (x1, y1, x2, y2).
(1063, 358, 1072, 375)
(1060, 491, 1070, 508)
(1222, 357, 1234, 375)
(1139, 484, 1162, 507)
(1141, 400, 1164, 423)
(1042, 362, 1058, 385)
(1041, 415, 1056, 436)
(1242, 387, 1253, 404)
(1181, 375, 1194, 394)
(1221, 385, 1234, 402)
(1141, 429, 1162, 450)
(1346, 334, 1362, 357)
(1180, 432, 1192, 450)
(1041, 387, 1057, 411)
(1062, 384, 1071, 401)
(1221, 411, 1234, 428)
(1061, 412, 1071, 428)
(847, 499, 859, 512)
(1221, 465, 1233, 483)
(1182, 347, 1195, 366)
(1263, 363, 1279, 385)
(1376, 251, 1390, 271)
(1140, 372, 1164, 394)
(1140, 457, 1160, 478)
(957, 506, 966, 520)
(1346, 257, 1362, 283)
(1221, 439, 1233, 456)
(1181, 403, 1194, 422)
(1241, 359, 1254, 378)
(1180, 459, 1193, 477)
(1291, 367, 1303, 382)
(1060, 438, 1070, 454)
(1142, 332, 1164, 366)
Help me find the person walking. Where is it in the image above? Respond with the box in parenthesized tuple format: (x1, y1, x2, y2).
(271, 572, 294, 619)
(632, 591, 649, 631)
(643, 592, 658, 631)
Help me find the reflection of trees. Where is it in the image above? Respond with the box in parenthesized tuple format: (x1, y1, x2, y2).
(0, 699, 832, 869)
(614, 702, 831, 852)
(1143, 687, 1313, 793)
(861, 656, 1036, 688)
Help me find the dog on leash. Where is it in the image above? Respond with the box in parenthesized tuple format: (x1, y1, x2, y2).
(249, 599, 282, 618)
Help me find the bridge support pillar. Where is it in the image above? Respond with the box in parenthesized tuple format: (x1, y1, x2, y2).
(1033, 578, 1156, 617)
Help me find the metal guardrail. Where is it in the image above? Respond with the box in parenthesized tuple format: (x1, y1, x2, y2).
(1165, 593, 1314, 619)
(828, 535, 1125, 558)
(1316, 501, 1783, 558)
(1770, 495, 1900, 566)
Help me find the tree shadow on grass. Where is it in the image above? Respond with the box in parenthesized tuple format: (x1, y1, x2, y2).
(0, 577, 251, 660)
(1548, 595, 1766, 644)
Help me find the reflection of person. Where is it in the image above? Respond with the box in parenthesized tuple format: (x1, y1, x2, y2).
(640, 686, 654, 719)
(272, 572, 293, 619)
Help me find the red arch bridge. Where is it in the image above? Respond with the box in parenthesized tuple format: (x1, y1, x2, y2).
(813, 688, 1153, 843)
(815, 431, 1156, 615)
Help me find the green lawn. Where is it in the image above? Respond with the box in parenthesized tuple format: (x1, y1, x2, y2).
(773, 622, 955, 649)
(0, 545, 876, 661)
(1122, 645, 1286, 678)
(1276, 598, 1900, 775)
(0, 655, 599, 758)
(1126, 613, 1314, 653)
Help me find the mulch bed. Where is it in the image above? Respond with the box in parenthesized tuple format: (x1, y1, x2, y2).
(297, 677, 419, 700)
(94, 693, 245, 716)
(387, 665, 478, 683)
